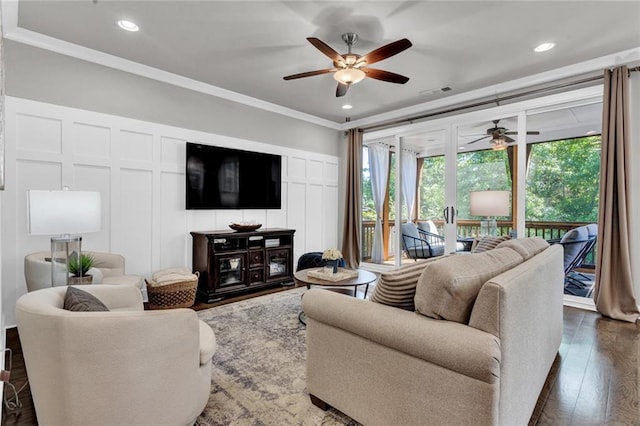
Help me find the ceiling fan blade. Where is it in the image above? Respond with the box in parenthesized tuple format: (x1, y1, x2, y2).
(336, 83, 349, 97)
(362, 68, 410, 84)
(306, 37, 344, 63)
(358, 38, 412, 66)
(283, 69, 335, 80)
(504, 130, 541, 135)
(467, 135, 489, 144)
(503, 135, 515, 143)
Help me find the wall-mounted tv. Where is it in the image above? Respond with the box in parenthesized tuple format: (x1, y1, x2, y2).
(186, 142, 281, 210)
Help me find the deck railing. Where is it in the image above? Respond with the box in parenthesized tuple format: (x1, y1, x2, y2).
(361, 219, 596, 266)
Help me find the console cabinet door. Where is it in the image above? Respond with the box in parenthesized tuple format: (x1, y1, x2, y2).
(214, 252, 248, 292)
(266, 248, 291, 282)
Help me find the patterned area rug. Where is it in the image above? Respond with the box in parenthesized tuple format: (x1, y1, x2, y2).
(196, 288, 359, 425)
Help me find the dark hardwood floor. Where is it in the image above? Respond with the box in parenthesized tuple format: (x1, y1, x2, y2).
(3, 289, 638, 425)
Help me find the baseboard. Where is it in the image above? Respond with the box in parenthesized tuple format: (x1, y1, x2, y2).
(563, 295, 597, 311)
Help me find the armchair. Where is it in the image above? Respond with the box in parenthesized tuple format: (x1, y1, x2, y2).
(16, 285, 216, 425)
(24, 251, 143, 295)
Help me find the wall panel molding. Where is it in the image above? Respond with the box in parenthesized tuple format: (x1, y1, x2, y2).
(1, 96, 340, 326)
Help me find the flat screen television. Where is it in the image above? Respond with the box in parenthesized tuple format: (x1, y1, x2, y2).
(186, 142, 281, 210)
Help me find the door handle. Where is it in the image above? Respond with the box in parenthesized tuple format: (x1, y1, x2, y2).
(443, 207, 449, 224)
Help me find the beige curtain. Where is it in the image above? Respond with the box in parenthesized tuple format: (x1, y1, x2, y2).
(592, 66, 640, 323)
(341, 129, 363, 268)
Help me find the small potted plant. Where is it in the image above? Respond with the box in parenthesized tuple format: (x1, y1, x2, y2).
(68, 253, 95, 285)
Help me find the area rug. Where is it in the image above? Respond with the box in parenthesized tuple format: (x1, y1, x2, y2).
(196, 287, 359, 425)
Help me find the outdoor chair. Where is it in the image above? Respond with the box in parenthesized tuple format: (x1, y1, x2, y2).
(551, 224, 597, 296)
(401, 222, 446, 260)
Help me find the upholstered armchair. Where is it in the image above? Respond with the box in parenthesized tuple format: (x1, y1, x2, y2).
(15, 285, 216, 426)
(24, 251, 143, 294)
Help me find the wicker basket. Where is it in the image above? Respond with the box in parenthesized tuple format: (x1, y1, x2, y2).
(145, 271, 199, 310)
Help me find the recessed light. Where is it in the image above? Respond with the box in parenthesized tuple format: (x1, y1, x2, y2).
(117, 20, 139, 32)
(534, 42, 555, 53)
(342, 104, 353, 110)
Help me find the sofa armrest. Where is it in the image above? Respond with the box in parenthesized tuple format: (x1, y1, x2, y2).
(303, 289, 500, 383)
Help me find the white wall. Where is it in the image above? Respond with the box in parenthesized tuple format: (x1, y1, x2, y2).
(1, 96, 340, 326)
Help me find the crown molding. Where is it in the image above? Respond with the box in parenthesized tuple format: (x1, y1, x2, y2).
(3, 0, 639, 133)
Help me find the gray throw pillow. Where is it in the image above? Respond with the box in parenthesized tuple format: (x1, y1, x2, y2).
(64, 286, 109, 312)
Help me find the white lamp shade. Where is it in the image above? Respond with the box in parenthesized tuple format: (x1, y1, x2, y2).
(470, 190, 510, 217)
(28, 190, 102, 235)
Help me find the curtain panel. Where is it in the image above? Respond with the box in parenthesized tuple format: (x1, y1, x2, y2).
(401, 149, 418, 222)
(341, 129, 363, 269)
(593, 65, 640, 323)
(368, 142, 390, 263)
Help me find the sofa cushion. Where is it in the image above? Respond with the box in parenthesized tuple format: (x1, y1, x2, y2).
(495, 237, 549, 260)
(414, 247, 524, 323)
(370, 256, 447, 310)
(63, 286, 110, 312)
(471, 235, 511, 253)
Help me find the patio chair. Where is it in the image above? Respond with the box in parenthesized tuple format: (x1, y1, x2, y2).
(417, 220, 466, 252)
(401, 222, 446, 260)
(551, 224, 596, 296)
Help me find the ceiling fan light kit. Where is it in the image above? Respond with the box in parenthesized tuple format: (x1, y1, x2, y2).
(284, 32, 412, 97)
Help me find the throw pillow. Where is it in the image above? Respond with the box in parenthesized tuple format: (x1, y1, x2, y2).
(63, 286, 109, 312)
(414, 247, 523, 323)
(370, 256, 446, 310)
(495, 237, 549, 260)
(471, 235, 511, 253)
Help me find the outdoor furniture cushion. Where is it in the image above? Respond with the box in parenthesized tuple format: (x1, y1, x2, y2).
(415, 247, 524, 323)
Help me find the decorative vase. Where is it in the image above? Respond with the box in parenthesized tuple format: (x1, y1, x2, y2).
(329, 260, 339, 273)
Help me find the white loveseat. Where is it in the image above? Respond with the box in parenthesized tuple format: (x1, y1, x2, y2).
(303, 237, 563, 425)
(16, 284, 216, 426)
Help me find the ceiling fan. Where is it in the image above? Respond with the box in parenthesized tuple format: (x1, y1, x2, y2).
(283, 33, 412, 97)
(467, 120, 540, 150)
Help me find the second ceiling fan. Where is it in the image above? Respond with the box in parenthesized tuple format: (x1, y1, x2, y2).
(467, 120, 540, 150)
(283, 33, 412, 97)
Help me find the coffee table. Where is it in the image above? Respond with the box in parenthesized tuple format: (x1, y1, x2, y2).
(295, 268, 377, 325)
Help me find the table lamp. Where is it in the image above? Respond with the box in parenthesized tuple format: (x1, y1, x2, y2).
(470, 190, 510, 236)
(27, 189, 102, 286)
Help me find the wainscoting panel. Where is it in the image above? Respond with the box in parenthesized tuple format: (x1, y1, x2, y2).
(2, 96, 340, 326)
(118, 169, 153, 276)
(72, 122, 111, 159)
(306, 184, 324, 251)
(16, 113, 62, 154)
(72, 164, 111, 252)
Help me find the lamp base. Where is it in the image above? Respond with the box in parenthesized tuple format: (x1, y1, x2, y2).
(479, 218, 498, 237)
(51, 236, 82, 287)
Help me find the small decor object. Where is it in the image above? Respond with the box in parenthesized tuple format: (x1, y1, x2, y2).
(145, 267, 199, 310)
(322, 248, 343, 273)
(67, 253, 95, 285)
(229, 222, 262, 232)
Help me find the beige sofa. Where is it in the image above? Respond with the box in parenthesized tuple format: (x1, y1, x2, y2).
(303, 237, 563, 426)
(24, 251, 145, 297)
(16, 284, 215, 426)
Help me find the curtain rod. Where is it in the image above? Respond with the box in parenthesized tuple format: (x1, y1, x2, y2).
(361, 74, 606, 133)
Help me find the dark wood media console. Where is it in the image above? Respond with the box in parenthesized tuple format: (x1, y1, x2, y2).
(191, 228, 295, 303)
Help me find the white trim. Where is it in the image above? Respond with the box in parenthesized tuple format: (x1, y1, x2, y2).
(2, 26, 340, 130)
(563, 295, 597, 312)
(1, 0, 638, 131)
(345, 47, 640, 131)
